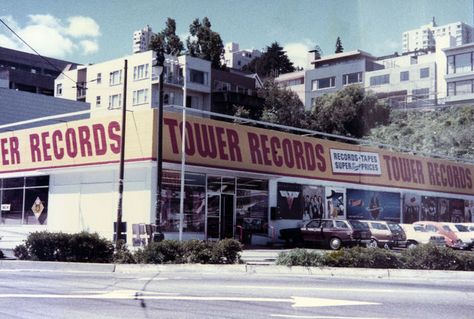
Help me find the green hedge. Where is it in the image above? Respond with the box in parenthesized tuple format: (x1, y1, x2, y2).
(13, 231, 114, 263)
(132, 239, 243, 264)
(14, 232, 243, 265)
(277, 244, 474, 271)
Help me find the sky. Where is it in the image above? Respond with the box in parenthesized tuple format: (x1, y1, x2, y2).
(1, 0, 473, 68)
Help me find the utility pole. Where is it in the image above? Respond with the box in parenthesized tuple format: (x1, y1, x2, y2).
(115, 59, 128, 249)
(154, 48, 165, 242)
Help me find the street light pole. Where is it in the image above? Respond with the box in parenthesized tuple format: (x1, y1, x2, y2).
(115, 59, 128, 249)
(154, 50, 165, 242)
(178, 60, 187, 241)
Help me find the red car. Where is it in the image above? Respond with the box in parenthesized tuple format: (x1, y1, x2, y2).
(300, 219, 371, 250)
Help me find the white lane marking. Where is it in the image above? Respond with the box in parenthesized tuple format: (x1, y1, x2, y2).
(0, 291, 379, 308)
(271, 315, 390, 319)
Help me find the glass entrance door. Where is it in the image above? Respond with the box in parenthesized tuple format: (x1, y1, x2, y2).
(206, 194, 220, 239)
(220, 194, 234, 239)
(206, 176, 236, 240)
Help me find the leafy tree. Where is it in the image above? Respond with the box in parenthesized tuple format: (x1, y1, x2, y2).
(335, 36, 344, 53)
(257, 78, 306, 128)
(186, 17, 224, 69)
(149, 18, 184, 56)
(368, 105, 474, 160)
(309, 85, 390, 138)
(243, 42, 295, 78)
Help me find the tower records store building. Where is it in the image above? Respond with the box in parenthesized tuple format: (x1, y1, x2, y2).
(0, 108, 473, 247)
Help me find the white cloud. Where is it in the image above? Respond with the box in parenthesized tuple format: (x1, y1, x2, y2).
(0, 14, 100, 59)
(80, 40, 99, 55)
(67, 16, 101, 38)
(284, 39, 316, 69)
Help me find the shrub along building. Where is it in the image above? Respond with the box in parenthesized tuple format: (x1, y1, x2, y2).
(0, 107, 473, 248)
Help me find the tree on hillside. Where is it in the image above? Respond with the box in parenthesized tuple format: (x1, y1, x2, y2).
(149, 18, 184, 56)
(368, 105, 474, 160)
(186, 17, 224, 69)
(309, 85, 390, 138)
(335, 36, 344, 53)
(257, 78, 306, 128)
(243, 42, 295, 78)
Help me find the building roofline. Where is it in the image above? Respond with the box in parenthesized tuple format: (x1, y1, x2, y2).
(310, 50, 377, 65)
(442, 42, 474, 52)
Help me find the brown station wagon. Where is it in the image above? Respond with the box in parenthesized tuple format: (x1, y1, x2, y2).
(300, 219, 371, 250)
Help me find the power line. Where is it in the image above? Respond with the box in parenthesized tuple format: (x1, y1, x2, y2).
(0, 17, 79, 86)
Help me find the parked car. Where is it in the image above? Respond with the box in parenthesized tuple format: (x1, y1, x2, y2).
(360, 220, 395, 249)
(300, 219, 371, 250)
(279, 227, 304, 246)
(413, 221, 468, 250)
(400, 223, 446, 248)
(446, 223, 474, 250)
(386, 222, 407, 248)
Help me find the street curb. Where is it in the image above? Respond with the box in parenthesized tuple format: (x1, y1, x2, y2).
(1, 259, 474, 280)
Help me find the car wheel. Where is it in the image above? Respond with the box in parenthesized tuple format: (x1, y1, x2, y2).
(329, 237, 342, 250)
(366, 239, 378, 249)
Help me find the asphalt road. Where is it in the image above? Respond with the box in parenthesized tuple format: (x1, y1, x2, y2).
(0, 266, 473, 319)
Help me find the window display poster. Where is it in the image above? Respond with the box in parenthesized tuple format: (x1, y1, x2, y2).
(449, 199, 465, 223)
(421, 196, 439, 221)
(466, 200, 474, 223)
(346, 189, 400, 222)
(402, 193, 421, 224)
(302, 185, 325, 221)
(325, 187, 346, 219)
(438, 198, 451, 222)
(277, 183, 303, 219)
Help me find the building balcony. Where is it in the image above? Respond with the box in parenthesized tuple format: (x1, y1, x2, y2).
(151, 73, 184, 86)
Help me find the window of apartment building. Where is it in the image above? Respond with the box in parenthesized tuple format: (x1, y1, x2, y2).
(412, 88, 430, 99)
(133, 64, 149, 81)
(96, 96, 101, 107)
(109, 70, 122, 86)
(286, 78, 304, 86)
(132, 89, 149, 105)
(454, 53, 472, 74)
(56, 83, 62, 96)
(448, 80, 473, 96)
(189, 69, 208, 85)
(96, 73, 102, 84)
(343, 72, 362, 85)
(0, 176, 49, 225)
(369, 74, 390, 86)
(312, 77, 336, 90)
(108, 94, 122, 109)
(400, 71, 409, 82)
(420, 67, 430, 78)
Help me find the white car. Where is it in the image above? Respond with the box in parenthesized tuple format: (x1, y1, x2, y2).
(400, 224, 446, 248)
(444, 223, 474, 250)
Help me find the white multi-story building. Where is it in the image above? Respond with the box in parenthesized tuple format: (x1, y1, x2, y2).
(223, 42, 262, 70)
(133, 25, 156, 54)
(55, 50, 212, 116)
(444, 42, 474, 104)
(402, 19, 473, 53)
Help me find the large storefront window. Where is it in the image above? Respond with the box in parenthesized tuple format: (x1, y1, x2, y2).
(160, 171, 205, 233)
(0, 176, 49, 225)
(236, 178, 268, 235)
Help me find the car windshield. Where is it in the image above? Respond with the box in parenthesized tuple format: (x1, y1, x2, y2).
(413, 225, 427, 232)
(442, 225, 453, 232)
(454, 224, 469, 232)
(387, 223, 402, 231)
(425, 225, 438, 233)
(348, 220, 369, 230)
(372, 222, 389, 230)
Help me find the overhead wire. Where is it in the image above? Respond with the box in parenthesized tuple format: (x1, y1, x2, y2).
(0, 17, 80, 87)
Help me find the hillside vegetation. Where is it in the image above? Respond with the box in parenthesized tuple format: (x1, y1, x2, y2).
(367, 105, 474, 161)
